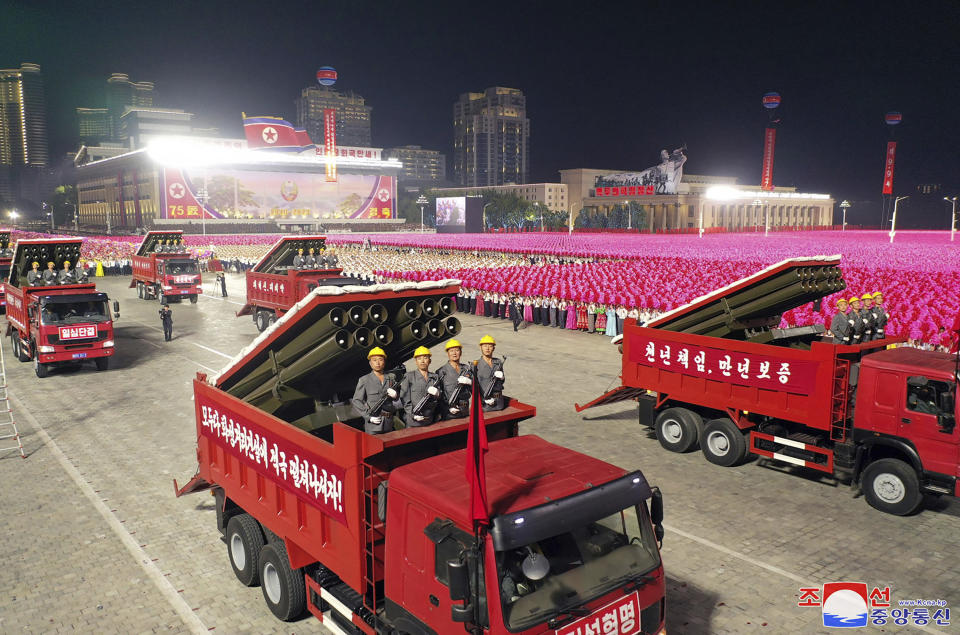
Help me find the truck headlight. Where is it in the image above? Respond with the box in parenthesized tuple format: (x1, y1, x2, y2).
(162, 285, 172, 290)
(102, 340, 114, 348)
(38, 345, 55, 353)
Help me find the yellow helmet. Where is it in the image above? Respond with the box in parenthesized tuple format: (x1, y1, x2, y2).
(872, 291, 883, 298)
(860, 293, 873, 301)
(47, 261, 54, 266)
(444, 339, 462, 350)
(479, 335, 496, 345)
(836, 298, 848, 307)
(849, 296, 861, 304)
(64, 260, 71, 266)
(367, 346, 386, 359)
(31, 261, 39, 267)
(414, 345, 432, 357)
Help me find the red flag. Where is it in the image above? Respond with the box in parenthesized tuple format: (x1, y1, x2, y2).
(882, 142, 897, 195)
(242, 115, 300, 148)
(466, 365, 489, 525)
(294, 128, 313, 147)
(760, 127, 776, 191)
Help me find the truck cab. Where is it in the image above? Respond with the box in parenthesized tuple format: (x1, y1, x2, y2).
(131, 230, 202, 303)
(5, 238, 118, 377)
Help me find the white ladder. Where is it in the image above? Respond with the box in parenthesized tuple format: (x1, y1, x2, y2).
(0, 337, 25, 459)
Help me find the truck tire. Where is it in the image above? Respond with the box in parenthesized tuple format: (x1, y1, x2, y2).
(700, 418, 747, 467)
(267, 314, 277, 328)
(95, 357, 109, 371)
(18, 337, 31, 362)
(189, 294, 198, 304)
(255, 311, 269, 332)
(226, 514, 265, 586)
(861, 458, 923, 516)
(34, 353, 49, 378)
(258, 542, 306, 621)
(654, 408, 701, 453)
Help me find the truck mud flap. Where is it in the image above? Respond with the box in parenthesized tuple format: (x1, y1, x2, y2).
(750, 431, 834, 474)
(575, 385, 648, 412)
(173, 473, 213, 497)
(235, 304, 253, 317)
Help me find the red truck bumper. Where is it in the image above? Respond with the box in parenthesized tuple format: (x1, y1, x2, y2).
(37, 345, 114, 364)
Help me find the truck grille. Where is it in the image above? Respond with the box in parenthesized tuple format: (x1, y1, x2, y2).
(48, 331, 109, 346)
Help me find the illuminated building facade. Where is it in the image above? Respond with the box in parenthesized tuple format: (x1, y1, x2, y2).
(453, 87, 529, 187)
(0, 62, 48, 168)
(296, 86, 372, 147)
(384, 145, 446, 191)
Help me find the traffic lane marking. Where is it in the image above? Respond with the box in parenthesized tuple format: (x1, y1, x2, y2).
(123, 317, 234, 363)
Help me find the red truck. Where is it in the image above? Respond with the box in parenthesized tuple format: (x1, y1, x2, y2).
(177, 281, 668, 634)
(236, 235, 351, 332)
(0, 230, 13, 313)
(578, 256, 958, 516)
(5, 238, 119, 378)
(130, 230, 202, 303)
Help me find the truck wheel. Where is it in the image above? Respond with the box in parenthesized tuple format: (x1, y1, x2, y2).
(95, 357, 109, 371)
(34, 354, 49, 378)
(655, 408, 701, 453)
(189, 294, 198, 304)
(267, 314, 277, 327)
(255, 311, 269, 332)
(226, 514, 265, 586)
(700, 418, 747, 467)
(861, 459, 923, 516)
(16, 337, 30, 363)
(258, 542, 306, 621)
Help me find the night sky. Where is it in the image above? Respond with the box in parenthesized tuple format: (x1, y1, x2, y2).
(3, 0, 959, 227)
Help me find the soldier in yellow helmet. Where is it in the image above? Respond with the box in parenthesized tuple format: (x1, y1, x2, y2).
(58, 260, 75, 284)
(859, 293, 876, 341)
(351, 346, 400, 434)
(476, 335, 506, 411)
(848, 296, 866, 344)
(830, 298, 852, 344)
(42, 261, 58, 285)
(26, 261, 42, 286)
(401, 346, 442, 427)
(437, 339, 472, 419)
(871, 292, 889, 340)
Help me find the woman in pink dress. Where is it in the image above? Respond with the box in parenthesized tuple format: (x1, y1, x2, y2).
(475, 291, 485, 316)
(565, 299, 578, 329)
(523, 297, 534, 323)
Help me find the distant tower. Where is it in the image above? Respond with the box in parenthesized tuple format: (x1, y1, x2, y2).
(105, 73, 154, 141)
(0, 62, 49, 167)
(453, 87, 529, 187)
(296, 86, 372, 147)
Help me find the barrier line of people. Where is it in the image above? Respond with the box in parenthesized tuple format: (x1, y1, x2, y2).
(351, 335, 506, 435)
(829, 291, 889, 344)
(292, 248, 339, 270)
(25, 260, 89, 286)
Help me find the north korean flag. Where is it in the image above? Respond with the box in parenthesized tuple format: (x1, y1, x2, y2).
(242, 115, 300, 148)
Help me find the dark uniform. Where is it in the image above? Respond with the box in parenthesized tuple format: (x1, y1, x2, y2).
(401, 369, 442, 427)
(42, 267, 58, 285)
(327, 252, 338, 267)
(476, 357, 506, 411)
(26, 267, 42, 286)
(303, 252, 317, 268)
(831, 311, 852, 344)
(872, 305, 888, 340)
(850, 309, 866, 344)
(218, 273, 228, 297)
(351, 371, 399, 434)
(437, 361, 471, 418)
(159, 306, 173, 341)
(859, 306, 875, 342)
(293, 253, 305, 269)
(57, 268, 76, 284)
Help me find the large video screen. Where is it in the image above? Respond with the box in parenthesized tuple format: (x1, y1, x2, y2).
(162, 167, 395, 220)
(435, 197, 466, 228)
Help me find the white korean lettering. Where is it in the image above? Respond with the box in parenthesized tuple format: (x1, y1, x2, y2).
(601, 610, 618, 634)
(645, 342, 655, 363)
(677, 348, 690, 369)
(719, 354, 733, 377)
(757, 361, 771, 379)
(619, 602, 636, 632)
(694, 351, 706, 372)
(659, 345, 671, 366)
(737, 358, 750, 380)
(777, 362, 791, 384)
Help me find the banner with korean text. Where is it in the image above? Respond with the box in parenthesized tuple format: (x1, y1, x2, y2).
(324, 108, 337, 182)
(881, 142, 897, 195)
(627, 332, 818, 395)
(760, 128, 776, 191)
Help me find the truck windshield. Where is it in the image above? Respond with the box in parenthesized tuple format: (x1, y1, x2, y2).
(41, 301, 109, 325)
(165, 261, 198, 275)
(496, 504, 660, 631)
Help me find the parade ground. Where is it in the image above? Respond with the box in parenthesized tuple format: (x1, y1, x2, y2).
(1, 272, 957, 635)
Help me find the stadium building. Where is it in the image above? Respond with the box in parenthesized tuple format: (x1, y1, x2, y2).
(74, 136, 402, 231)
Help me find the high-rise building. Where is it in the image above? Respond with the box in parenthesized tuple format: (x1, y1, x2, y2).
(101, 73, 154, 141)
(77, 107, 110, 145)
(384, 145, 446, 191)
(296, 86, 372, 147)
(0, 62, 49, 168)
(453, 86, 529, 187)
(119, 108, 193, 149)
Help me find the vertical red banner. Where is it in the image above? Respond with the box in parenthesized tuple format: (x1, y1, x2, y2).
(881, 141, 897, 195)
(324, 108, 337, 182)
(760, 128, 777, 191)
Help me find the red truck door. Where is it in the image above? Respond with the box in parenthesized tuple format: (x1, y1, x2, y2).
(899, 378, 960, 476)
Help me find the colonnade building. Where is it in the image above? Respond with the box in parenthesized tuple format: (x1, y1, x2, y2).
(561, 169, 835, 231)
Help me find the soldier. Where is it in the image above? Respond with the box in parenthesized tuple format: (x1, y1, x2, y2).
(437, 339, 472, 419)
(26, 261, 42, 286)
(304, 247, 317, 269)
(217, 272, 228, 297)
(859, 293, 876, 341)
(351, 347, 400, 434)
(327, 249, 338, 267)
(57, 260, 76, 284)
(159, 304, 173, 341)
(872, 291, 889, 340)
(849, 296, 866, 344)
(476, 334, 506, 411)
(830, 298, 852, 344)
(400, 346, 442, 427)
(317, 248, 329, 268)
(42, 261, 58, 285)
(293, 248, 305, 269)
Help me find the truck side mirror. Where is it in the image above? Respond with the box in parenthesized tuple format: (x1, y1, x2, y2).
(937, 414, 955, 433)
(907, 375, 929, 387)
(447, 559, 470, 601)
(650, 487, 665, 545)
(113, 300, 120, 318)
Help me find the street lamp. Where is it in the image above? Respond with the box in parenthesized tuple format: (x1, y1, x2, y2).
(944, 196, 957, 242)
(839, 200, 851, 231)
(889, 196, 908, 243)
(196, 188, 209, 236)
(416, 195, 428, 232)
(699, 185, 740, 238)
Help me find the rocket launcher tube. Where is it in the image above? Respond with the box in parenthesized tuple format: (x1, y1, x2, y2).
(348, 305, 367, 327)
(420, 298, 439, 319)
(353, 327, 372, 348)
(437, 296, 454, 316)
(366, 303, 388, 325)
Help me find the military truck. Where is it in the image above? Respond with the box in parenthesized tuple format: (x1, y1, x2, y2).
(5, 238, 119, 377)
(177, 279, 668, 634)
(0, 230, 13, 313)
(236, 235, 352, 332)
(130, 230, 202, 303)
(578, 256, 958, 516)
